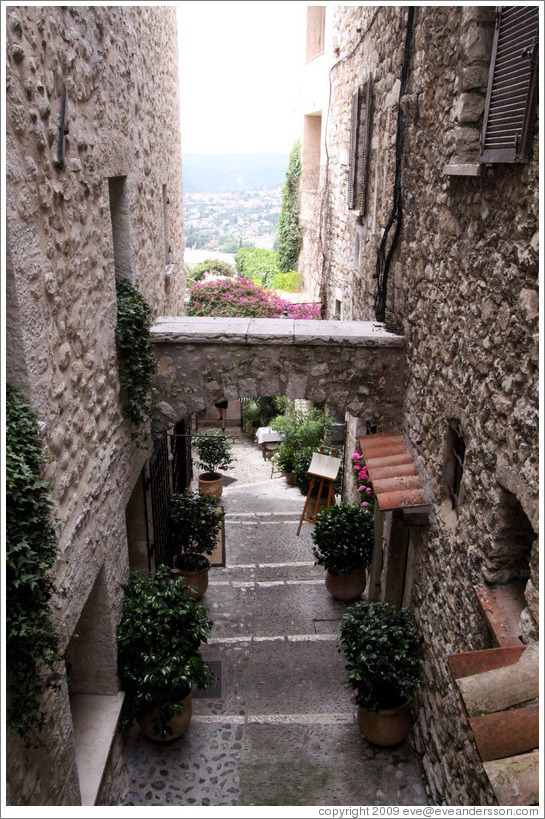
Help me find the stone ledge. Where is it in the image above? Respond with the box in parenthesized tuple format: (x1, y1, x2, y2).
(151, 316, 405, 347)
(70, 692, 124, 806)
(442, 163, 481, 177)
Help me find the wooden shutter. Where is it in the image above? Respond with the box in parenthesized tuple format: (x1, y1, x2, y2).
(347, 89, 360, 209)
(347, 78, 373, 213)
(480, 6, 539, 163)
(358, 78, 373, 216)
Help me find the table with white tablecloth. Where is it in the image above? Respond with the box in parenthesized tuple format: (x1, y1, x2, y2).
(255, 426, 285, 459)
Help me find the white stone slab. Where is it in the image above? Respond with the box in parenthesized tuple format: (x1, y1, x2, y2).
(70, 692, 124, 805)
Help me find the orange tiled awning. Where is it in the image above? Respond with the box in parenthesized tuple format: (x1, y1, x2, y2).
(358, 431, 428, 512)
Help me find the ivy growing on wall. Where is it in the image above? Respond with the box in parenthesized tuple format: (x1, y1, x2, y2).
(115, 277, 157, 438)
(6, 385, 63, 741)
(277, 139, 303, 274)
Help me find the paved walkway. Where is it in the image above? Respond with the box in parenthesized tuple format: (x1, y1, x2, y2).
(121, 432, 429, 808)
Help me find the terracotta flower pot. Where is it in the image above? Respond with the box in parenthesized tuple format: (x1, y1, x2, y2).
(173, 566, 209, 600)
(325, 568, 367, 601)
(138, 687, 196, 741)
(198, 471, 223, 498)
(357, 702, 411, 747)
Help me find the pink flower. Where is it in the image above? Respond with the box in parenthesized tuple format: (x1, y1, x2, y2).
(362, 501, 369, 507)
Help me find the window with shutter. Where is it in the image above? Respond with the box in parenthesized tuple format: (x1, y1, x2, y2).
(347, 78, 373, 214)
(480, 5, 539, 164)
(347, 89, 360, 210)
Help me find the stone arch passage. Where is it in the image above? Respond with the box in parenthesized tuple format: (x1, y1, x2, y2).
(151, 317, 405, 433)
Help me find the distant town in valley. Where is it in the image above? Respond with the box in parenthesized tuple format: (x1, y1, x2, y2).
(182, 153, 289, 258)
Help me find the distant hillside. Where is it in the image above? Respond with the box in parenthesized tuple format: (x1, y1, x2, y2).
(182, 153, 289, 193)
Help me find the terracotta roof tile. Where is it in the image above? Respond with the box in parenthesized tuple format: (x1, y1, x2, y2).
(358, 432, 428, 512)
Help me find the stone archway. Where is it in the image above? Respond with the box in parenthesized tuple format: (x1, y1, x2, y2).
(151, 317, 405, 433)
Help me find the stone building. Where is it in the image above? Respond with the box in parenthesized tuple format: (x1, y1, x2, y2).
(4, 2, 540, 809)
(299, 4, 540, 805)
(5, 5, 185, 805)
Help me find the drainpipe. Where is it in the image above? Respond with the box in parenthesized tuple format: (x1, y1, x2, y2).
(373, 6, 415, 322)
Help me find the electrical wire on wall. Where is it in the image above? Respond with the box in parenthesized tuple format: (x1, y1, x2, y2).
(373, 6, 415, 322)
(317, 8, 380, 317)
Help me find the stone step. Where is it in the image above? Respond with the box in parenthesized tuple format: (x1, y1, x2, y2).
(122, 719, 428, 807)
(194, 637, 353, 719)
(222, 519, 316, 565)
(209, 560, 321, 583)
(203, 572, 348, 639)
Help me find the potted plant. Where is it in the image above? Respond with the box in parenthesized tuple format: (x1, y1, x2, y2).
(168, 490, 225, 599)
(338, 601, 423, 746)
(311, 502, 374, 601)
(193, 429, 235, 497)
(117, 566, 214, 741)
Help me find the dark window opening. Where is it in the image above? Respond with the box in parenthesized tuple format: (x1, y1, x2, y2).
(484, 487, 535, 584)
(445, 424, 466, 511)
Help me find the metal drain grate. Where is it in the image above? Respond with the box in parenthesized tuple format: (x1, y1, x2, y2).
(194, 661, 221, 698)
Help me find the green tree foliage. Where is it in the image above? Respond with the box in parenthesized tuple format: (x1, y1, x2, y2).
(6, 385, 63, 740)
(235, 246, 280, 288)
(277, 140, 303, 273)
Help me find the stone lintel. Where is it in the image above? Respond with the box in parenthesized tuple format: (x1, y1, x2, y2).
(151, 317, 405, 348)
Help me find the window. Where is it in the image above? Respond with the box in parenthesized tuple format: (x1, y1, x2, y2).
(347, 77, 373, 215)
(306, 6, 325, 62)
(162, 184, 171, 266)
(480, 5, 539, 163)
(108, 175, 133, 281)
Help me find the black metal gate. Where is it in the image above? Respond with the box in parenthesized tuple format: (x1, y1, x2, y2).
(170, 418, 193, 493)
(148, 433, 173, 570)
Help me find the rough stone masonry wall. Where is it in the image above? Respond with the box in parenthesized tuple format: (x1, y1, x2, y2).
(5, 5, 185, 805)
(319, 5, 539, 806)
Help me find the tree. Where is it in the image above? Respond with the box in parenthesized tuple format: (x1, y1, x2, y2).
(277, 140, 303, 274)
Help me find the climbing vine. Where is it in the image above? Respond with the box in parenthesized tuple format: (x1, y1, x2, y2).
(6, 385, 63, 741)
(115, 277, 157, 438)
(277, 139, 303, 274)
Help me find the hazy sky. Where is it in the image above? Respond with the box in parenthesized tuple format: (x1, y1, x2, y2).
(176, 1, 307, 155)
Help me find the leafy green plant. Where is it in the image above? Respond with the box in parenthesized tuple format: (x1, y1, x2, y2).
(117, 566, 214, 738)
(6, 385, 63, 741)
(235, 246, 280, 288)
(271, 269, 303, 292)
(277, 140, 303, 273)
(242, 396, 286, 430)
(194, 430, 235, 477)
(311, 502, 374, 575)
(338, 601, 423, 711)
(270, 403, 329, 478)
(168, 490, 226, 571)
(115, 278, 157, 438)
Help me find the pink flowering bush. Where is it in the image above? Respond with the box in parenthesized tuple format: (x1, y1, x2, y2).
(187, 277, 320, 320)
(352, 448, 374, 508)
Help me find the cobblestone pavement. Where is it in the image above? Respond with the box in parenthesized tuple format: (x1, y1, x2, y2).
(121, 430, 430, 810)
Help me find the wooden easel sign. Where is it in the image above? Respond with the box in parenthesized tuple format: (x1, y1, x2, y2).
(297, 450, 342, 535)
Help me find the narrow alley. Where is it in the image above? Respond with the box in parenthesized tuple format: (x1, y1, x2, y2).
(121, 432, 429, 808)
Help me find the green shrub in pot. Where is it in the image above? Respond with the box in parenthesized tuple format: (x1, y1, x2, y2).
(311, 502, 374, 575)
(193, 429, 235, 479)
(168, 490, 225, 572)
(338, 600, 423, 712)
(117, 566, 213, 739)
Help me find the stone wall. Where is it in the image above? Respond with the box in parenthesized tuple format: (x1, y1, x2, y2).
(5, 5, 185, 805)
(151, 317, 405, 433)
(302, 5, 539, 806)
